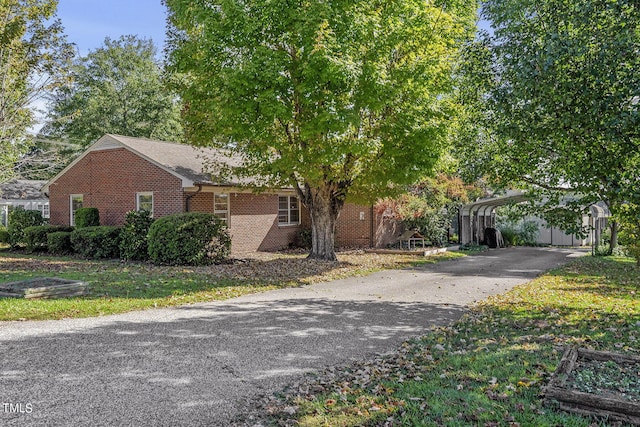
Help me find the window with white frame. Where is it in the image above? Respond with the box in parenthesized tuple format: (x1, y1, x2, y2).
(70, 194, 83, 226)
(38, 203, 50, 219)
(278, 195, 300, 225)
(214, 193, 229, 223)
(136, 192, 154, 216)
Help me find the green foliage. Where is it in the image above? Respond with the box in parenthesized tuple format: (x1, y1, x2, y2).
(0, 226, 9, 244)
(147, 213, 230, 266)
(165, 0, 476, 260)
(295, 228, 313, 250)
(458, 243, 488, 252)
(119, 210, 154, 261)
(398, 196, 450, 247)
(0, 0, 74, 182)
(70, 226, 121, 259)
(457, 0, 640, 249)
(47, 231, 73, 255)
(379, 175, 486, 247)
(496, 208, 539, 246)
(44, 35, 183, 146)
(74, 208, 100, 228)
(23, 225, 74, 253)
(498, 226, 517, 247)
(8, 209, 45, 248)
(618, 203, 640, 266)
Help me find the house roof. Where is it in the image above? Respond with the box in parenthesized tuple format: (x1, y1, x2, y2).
(43, 134, 250, 193)
(1, 179, 49, 201)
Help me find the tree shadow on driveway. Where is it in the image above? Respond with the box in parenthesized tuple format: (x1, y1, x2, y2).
(0, 298, 464, 427)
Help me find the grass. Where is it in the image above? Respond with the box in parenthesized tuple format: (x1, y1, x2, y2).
(266, 255, 640, 426)
(0, 249, 464, 321)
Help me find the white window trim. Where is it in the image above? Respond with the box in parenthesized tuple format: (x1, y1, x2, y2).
(213, 193, 230, 225)
(136, 192, 154, 217)
(70, 194, 83, 226)
(278, 195, 301, 226)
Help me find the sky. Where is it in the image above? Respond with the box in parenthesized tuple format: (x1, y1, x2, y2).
(56, 0, 169, 56)
(57, 1, 491, 56)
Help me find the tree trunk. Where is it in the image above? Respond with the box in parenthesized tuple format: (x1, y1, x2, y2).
(610, 220, 619, 254)
(305, 186, 344, 261)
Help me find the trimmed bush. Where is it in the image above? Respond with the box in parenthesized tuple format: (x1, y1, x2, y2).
(0, 226, 9, 244)
(71, 226, 121, 259)
(24, 225, 74, 253)
(147, 212, 230, 266)
(119, 210, 154, 261)
(8, 209, 45, 249)
(47, 231, 74, 255)
(74, 208, 100, 228)
(296, 228, 312, 249)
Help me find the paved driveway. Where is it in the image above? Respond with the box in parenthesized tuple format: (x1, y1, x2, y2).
(0, 247, 585, 426)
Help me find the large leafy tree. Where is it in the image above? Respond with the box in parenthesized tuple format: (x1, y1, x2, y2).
(457, 0, 640, 249)
(44, 35, 183, 147)
(165, 0, 476, 260)
(0, 0, 73, 183)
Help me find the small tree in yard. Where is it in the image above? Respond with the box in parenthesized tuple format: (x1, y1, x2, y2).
(377, 175, 485, 247)
(165, 0, 476, 261)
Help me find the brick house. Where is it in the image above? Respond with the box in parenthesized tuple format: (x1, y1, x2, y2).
(43, 134, 383, 253)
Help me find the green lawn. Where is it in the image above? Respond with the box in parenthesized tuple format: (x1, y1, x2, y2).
(267, 255, 640, 426)
(0, 250, 464, 321)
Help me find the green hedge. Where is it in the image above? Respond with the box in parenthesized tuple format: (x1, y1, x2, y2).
(147, 212, 230, 265)
(0, 226, 9, 244)
(75, 208, 100, 228)
(71, 226, 121, 259)
(24, 225, 75, 253)
(8, 209, 46, 249)
(119, 210, 154, 261)
(47, 231, 74, 255)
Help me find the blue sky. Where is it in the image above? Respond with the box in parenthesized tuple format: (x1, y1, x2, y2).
(57, 1, 491, 56)
(57, 0, 168, 55)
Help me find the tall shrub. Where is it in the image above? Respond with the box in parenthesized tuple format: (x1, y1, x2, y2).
(71, 226, 121, 259)
(119, 210, 154, 261)
(0, 225, 9, 244)
(8, 209, 45, 249)
(147, 212, 230, 266)
(24, 225, 74, 253)
(47, 231, 73, 255)
(74, 208, 100, 228)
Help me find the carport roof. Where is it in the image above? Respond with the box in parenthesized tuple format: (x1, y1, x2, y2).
(460, 190, 529, 216)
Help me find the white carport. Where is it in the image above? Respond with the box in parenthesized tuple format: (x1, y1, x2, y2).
(459, 191, 611, 246)
(459, 190, 528, 245)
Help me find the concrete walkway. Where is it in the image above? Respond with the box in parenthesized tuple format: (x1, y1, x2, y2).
(0, 247, 585, 426)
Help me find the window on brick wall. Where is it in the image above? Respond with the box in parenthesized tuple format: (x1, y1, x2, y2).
(136, 192, 154, 216)
(70, 194, 83, 226)
(278, 195, 300, 226)
(214, 193, 229, 223)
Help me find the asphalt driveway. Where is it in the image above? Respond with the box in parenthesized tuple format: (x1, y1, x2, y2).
(0, 247, 585, 426)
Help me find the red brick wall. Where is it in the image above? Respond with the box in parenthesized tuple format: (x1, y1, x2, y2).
(335, 203, 374, 248)
(48, 148, 184, 226)
(186, 192, 302, 253)
(299, 202, 378, 248)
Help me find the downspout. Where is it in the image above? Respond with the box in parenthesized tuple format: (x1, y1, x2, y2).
(185, 184, 203, 212)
